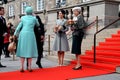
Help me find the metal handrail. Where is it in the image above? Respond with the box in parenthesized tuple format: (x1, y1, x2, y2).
(93, 17, 120, 63)
(68, 19, 97, 40)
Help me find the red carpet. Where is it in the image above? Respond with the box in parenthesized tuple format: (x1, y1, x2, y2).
(0, 65, 112, 80)
(1, 30, 120, 80)
(78, 30, 120, 72)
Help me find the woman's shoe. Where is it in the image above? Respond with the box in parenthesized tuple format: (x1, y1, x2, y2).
(72, 66, 82, 70)
(20, 69, 24, 72)
(28, 69, 33, 72)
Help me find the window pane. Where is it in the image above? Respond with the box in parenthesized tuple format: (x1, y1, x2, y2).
(21, 2, 27, 14)
(56, 0, 66, 6)
(8, 5, 14, 17)
(82, 0, 91, 2)
(37, 0, 44, 11)
(61, 0, 66, 5)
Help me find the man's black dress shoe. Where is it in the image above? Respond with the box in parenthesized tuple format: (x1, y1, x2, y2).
(36, 62, 43, 68)
(5, 55, 11, 58)
(0, 64, 6, 68)
(72, 66, 82, 70)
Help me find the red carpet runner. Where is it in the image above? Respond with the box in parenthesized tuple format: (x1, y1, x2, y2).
(77, 30, 120, 72)
(1, 30, 120, 80)
(0, 65, 112, 80)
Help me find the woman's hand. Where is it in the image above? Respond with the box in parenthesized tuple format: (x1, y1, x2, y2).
(67, 19, 74, 25)
(71, 27, 75, 31)
(53, 26, 58, 33)
(57, 26, 62, 31)
(3, 32, 7, 37)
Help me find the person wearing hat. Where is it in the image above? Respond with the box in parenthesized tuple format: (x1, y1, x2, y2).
(68, 7, 87, 70)
(13, 6, 39, 72)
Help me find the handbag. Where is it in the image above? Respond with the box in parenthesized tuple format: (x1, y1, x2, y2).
(8, 41, 16, 52)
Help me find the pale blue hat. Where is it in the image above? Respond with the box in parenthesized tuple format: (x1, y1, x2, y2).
(25, 6, 33, 14)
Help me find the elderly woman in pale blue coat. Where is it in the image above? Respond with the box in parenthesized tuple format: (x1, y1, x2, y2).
(14, 6, 39, 72)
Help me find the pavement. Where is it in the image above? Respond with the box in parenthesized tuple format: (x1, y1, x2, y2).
(0, 53, 57, 72)
(0, 53, 120, 80)
(72, 73, 120, 80)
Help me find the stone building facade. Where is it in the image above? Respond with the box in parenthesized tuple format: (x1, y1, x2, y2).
(0, 0, 120, 35)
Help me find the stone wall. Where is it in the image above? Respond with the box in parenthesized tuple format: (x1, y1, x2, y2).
(1, 0, 120, 32)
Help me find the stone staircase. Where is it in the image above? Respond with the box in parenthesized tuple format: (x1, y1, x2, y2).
(44, 27, 120, 65)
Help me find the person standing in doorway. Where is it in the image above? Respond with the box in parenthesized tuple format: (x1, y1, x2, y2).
(0, 7, 7, 68)
(53, 9, 69, 66)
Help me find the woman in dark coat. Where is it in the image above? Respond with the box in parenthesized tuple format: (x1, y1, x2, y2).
(69, 7, 87, 70)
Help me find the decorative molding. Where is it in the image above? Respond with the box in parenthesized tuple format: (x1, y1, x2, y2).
(47, 0, 120, 13)
(34, 10, 44, 14)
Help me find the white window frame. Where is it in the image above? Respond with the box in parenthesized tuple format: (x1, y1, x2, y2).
(21, 2, 28, 14)
(82, 0, 91, 2)
(8, 5, 14, 17)
(56, 0, 66, 6)
(37, 0, 44, 11)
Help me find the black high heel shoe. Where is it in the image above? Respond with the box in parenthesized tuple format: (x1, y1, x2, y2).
(72, 66, 82, 70)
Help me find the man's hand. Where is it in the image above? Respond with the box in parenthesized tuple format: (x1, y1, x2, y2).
(3, 32, 7, 37)
(41, 35, 44, 42)
(13, 35, 17, 41)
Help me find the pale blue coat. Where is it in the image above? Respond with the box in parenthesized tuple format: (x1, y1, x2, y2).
(14, 15, 39, 58)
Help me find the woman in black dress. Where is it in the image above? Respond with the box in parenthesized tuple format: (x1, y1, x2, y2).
(69, 7, 87, 70)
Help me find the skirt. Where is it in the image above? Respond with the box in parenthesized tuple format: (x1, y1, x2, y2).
(71, 31, 84, 54)
(52, 32, 69, 52)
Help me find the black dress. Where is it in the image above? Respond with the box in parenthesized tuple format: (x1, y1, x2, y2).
(72, 30, 84, 54)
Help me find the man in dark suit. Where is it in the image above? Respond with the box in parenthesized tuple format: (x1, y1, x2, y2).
(35, 15, 45, 68)
(0, 7, 7, 68)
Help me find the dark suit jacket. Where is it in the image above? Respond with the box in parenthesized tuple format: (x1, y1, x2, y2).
(34, 16, 45, 41)
(0, 16, 7, 46)
(34, 16, 45, 54)
(0, 17, 7, 37)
